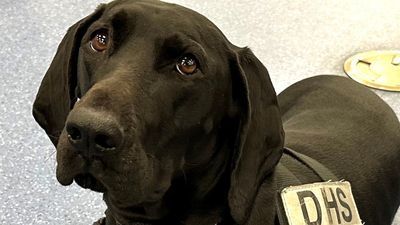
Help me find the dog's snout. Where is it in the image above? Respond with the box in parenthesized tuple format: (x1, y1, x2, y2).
(66, 123, 119, 151)
(65, 108, 123, 156)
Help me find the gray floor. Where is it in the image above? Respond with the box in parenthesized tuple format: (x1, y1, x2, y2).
(0, 0, 399, 224)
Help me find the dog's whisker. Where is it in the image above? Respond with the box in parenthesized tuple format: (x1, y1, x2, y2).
(180, 168, 187, 184)
(44, 150, 56, 162)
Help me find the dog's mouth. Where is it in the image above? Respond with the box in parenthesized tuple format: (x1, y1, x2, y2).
(74, 173, 107, 192)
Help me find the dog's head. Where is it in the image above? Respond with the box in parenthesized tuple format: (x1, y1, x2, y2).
(33, 0, 284, 223)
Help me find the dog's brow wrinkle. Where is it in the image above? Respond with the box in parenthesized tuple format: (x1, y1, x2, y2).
(155, 33, 207, 73)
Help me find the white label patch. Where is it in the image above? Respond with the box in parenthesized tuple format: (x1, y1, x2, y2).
(280, 181, 362, 225)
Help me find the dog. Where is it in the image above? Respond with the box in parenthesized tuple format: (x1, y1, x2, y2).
(32, 0, 400, 224)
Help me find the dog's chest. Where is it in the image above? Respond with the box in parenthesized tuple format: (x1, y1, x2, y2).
(181, 210, 224, 225)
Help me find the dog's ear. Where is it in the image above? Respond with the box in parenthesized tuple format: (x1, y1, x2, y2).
(32, 5, 105, 146)
(228, 47, 284, 223)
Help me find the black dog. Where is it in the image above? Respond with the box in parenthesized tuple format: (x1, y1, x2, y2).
(33, 0, 400, 224)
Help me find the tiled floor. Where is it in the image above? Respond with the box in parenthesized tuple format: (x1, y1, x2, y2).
(0, 0, 399, 224)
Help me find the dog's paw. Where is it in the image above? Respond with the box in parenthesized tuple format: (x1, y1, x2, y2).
(92, 217, 106, 225)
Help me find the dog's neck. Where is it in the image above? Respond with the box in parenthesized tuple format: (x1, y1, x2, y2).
(163, 132, 233, 225)
(103, 122, 235, 225)
(178, 141, 233, 225)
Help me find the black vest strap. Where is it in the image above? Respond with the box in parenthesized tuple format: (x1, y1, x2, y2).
(283, 147, 338, 181)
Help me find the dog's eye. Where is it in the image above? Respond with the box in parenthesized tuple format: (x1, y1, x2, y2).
(176, 55, 198, 75)
(90, 30, 109, 52)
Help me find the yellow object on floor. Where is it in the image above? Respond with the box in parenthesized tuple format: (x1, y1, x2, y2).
(344, 50, 400, 92)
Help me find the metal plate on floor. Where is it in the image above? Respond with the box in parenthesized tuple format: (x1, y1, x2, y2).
(344, 50, 400, 91)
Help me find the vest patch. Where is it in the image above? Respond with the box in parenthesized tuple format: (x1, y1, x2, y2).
(278, 181, 362, 225)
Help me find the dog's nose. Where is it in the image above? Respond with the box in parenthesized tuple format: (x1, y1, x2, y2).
(65, 108, 123, 157)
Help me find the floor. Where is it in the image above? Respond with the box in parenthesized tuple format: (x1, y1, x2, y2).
(0, 0, 399, 224)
